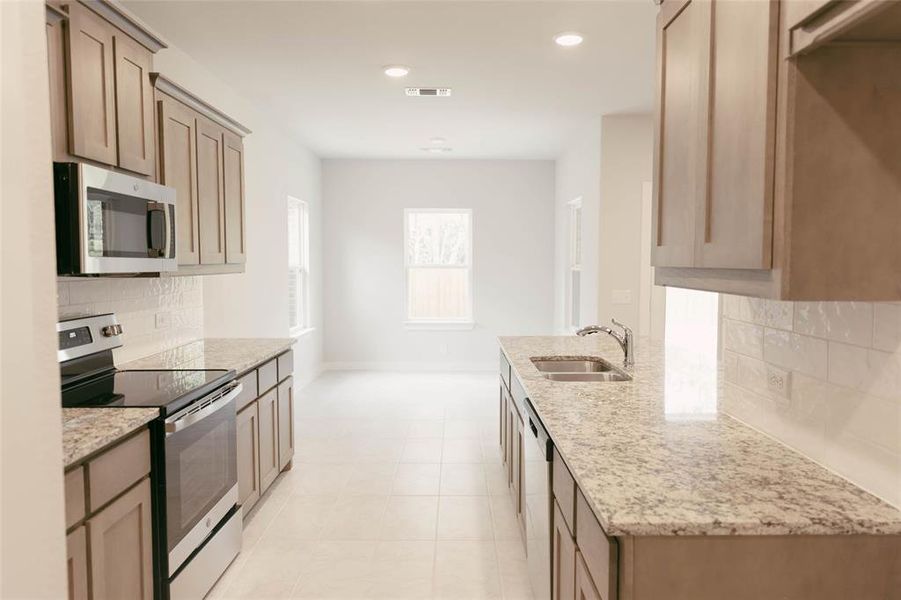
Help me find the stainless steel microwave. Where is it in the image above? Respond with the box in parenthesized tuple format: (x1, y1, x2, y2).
(54, 162, 177, 275)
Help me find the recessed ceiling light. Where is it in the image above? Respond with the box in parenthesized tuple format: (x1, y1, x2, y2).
(421, 147, 452, 154)
(430, 137, 447, 145)
(553, 32, 584, 47)
(383, 65, 410, 78)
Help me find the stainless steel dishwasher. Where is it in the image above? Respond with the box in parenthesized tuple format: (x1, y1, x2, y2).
(524, 397, 552, 600)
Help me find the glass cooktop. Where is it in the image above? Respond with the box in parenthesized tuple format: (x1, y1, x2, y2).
(61, 369, 234, 416)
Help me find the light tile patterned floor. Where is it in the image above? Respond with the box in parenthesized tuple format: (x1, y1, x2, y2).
(209, 371, 534, 600)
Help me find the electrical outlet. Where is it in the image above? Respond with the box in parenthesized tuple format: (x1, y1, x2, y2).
(611, 289, 632, 305)
(155, 312, 171, 329)
(766, 365, 792, 402)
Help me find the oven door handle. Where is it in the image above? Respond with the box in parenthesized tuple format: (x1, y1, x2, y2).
(165, 383, 242, 436)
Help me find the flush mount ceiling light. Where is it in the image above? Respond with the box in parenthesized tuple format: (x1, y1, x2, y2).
(553, 32, 584, 47)
(383, 65, 410, 78)
(421, 147, 452, 154)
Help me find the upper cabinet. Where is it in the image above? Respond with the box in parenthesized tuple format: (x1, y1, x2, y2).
(53, 1, 165, 176)
(152, 74, 251, 275)
(653, 0, 901, 300)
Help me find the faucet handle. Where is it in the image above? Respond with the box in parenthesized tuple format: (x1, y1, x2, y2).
(611, 318, 632, 336)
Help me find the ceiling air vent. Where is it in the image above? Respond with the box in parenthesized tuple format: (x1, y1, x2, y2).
(405, 88, 452, 97)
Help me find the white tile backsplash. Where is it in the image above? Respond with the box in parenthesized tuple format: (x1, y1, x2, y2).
(58, 277, 203, 363)
(720, 295, 901, 507)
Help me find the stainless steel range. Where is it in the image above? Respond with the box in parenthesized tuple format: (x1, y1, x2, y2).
(59, 313, 242, 600)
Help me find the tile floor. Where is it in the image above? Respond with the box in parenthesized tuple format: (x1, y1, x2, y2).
(209, 371, 533, 599)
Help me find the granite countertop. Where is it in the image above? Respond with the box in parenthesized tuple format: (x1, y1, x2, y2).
(499, 335, 901, 537)
(63, 408, 158, 468)
(121, 337, 295, 375)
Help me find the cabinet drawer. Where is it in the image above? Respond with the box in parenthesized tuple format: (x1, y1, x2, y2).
(257, 359, 278, 394)
(277, 349, 294, 381)
(235, 372, 258, 412)
(511, 374, 528, 415)
(499, 351, 511, 390)
(87, 429, 150, 512)
(552, 448, 576, 534)
(65, 466, 86, 529)
(66, 526, 89, 600)
(576, 490, 617, 600)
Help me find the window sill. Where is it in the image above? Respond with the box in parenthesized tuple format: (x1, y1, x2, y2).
(291, 327, 316, 339)
(403, 321, 475, 331)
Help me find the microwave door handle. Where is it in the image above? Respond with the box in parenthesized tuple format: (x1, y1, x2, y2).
(164, 383, 242, 436)
(147, 202, 167, 257)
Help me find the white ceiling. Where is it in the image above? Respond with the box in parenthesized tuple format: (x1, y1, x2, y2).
(126, 1, 657, 159)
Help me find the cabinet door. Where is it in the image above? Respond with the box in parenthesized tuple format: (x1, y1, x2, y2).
(511, 407, 524, 519)
(499, 382, 506, 451)
(258, 388, 280, 493)
(222, 131, 247, 264)
(652, 0, 711, 268)
(158, 94, 200, 266)
(237, 401, 261, 515)
(195, 117, 226, 265)
(66, 1, 118, 165)
(698, 0, 778, 269)
(113, 34, 154, 175)
(575, 551, 602, 600)
(277, 376, 294, 470)
(66, 526, 88, 600)
(553, 502, 576, 600)
(87, 478, 153, 600)
(47, 6, 69, 162)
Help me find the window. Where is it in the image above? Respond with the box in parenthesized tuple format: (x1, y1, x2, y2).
(404, 209, 473, 327)
(567, 198, 583, 329)
(663, 287, 719, 420)
(287, 197, 309, 335)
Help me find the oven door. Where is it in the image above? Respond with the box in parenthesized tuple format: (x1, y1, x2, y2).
(77, 163, 177, 274)
(164, 384, 240, 575)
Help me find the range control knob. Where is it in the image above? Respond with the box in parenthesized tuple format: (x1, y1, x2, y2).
(101, 324, 123, 337)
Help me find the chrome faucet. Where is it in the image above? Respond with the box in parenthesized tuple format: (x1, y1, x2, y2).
(576, 319, 634, 368)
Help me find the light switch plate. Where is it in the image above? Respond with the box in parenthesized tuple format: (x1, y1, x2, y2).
(611, 289, 632, 305)
(766, 365, 792, 402)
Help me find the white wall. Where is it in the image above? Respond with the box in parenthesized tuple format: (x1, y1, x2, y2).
(554, 118, 601, 333)
(148, 43, 324, 385)
(598, 114, 655, 331)
(1, 1, 67, 595)
(721, 296, 901, 507)
(322, 160, 555, 369)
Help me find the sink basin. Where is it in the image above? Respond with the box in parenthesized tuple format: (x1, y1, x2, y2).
(543, 372, 631, 382)
(531, 358, 615, 373)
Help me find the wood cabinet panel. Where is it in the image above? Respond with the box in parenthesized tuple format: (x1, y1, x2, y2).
(499, 381, 507, 452)
(235, 371, 259, 412)
(277, 377, 294, 470)
(237, 401, 261, 515)
(575, 551, 602, 600)
(258, 359, 278, 394)
(113, 34, 154, 175)
(258, 389, 280, 493)
(552, 447, 576, 535)
(699, 0, 777, 269)
(65, 467, 86, 530)
(87, 478, 154, 600)
(66, 526, 88, 600)
(222, 130, 247, 264)
(553, 501, 576, 600)
(47, 7, 69, 162)
(195, 117, 226, 265)
(277, 349, 294, 382)
(652, 0, 709, 268)
(87, 429, 150, 512)
(576, 491, 617, 600)
(66, 1, 118, 165)
(157, 93, 200, 266)
(512, 407, 524, 523)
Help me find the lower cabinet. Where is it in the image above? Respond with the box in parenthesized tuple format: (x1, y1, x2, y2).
(258, 388, 280, 494)
(236, 401, 261, 515)
(277, 377, 294, 470)
(552, 502, 576, 600)
(575, 551, 603, 600)
(87, 478, 154, 600)
(66, 527, 88, 600)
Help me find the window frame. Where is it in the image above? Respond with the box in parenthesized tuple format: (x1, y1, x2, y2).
(287, 196, 311, 336)
(567, 197, 583, 331)
(403, 208, 474, 329)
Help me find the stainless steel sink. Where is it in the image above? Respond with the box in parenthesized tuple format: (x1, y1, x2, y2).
(531, 358, 615, 373)
(543, 372, 631, 382)
(531, 356, 632, 383)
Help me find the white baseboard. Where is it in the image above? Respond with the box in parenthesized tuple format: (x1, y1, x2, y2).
(321, 361, 495, 372)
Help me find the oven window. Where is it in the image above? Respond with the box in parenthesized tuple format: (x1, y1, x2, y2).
(86, 187, 153, 258)
(165, 399, 237, 553)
